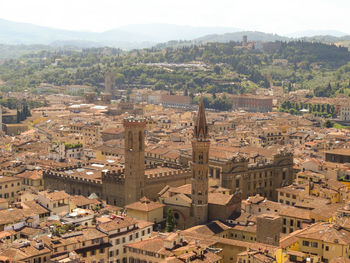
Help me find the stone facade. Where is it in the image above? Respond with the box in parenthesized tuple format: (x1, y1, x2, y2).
(181, 150, 294, 202)
(123, 117, 146, 205)
(256, 214, 282, 246)
(220, 151, 294, 201)
(191, 100, 210, 225)
(232, 95, 272, 112)
(44, 163, 192, 207)
(158, 100, 241, 229)
(104, 71, 115, 95)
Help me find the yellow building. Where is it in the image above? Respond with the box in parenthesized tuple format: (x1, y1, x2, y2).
(181, 222, 282, 263)
(0, 240, 51, 263)
(0, 176, 21, 203)
(125, 197, 164, 224)
(279, 206, 312, 234)
(37, 190, 71, 215)
(40, 227, 109, 262)
(16, 170, 44, 191)
(293, 223, 350, 261)
(227, 225, 257, 243)
(69, 195, 101, 212)
(277, 184, 307, 206)
(237, 250, 276, 263)
(125, 232, 222, 263)
(0, 198, 8, 210)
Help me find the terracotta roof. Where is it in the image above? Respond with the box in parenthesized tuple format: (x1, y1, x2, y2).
(0, 209, 33, 225)
(125, 236, 173, 257)
(97, 216, 137, 232)
(39, 190, 71, 201)
(70, 195, 101, 207)
(125, 197, 164, 212)
(326, 148, 350, 157)
(21, 200, 50, 215)
(278, 207, 311, 220)
(177, 250, 222, 263)
(246, 195, 265, 204)
(168, 184, 191, 195)
(0, 176, 21, 184)
(208, 193, 234, 206)
(16, 170, 43, 180)
(296, 223, 350, 245)
(330, 257, 350, 263)
(183, 221, 231, 236)
(101, 127, 124, 134)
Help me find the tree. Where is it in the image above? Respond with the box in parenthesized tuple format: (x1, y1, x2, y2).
(305, 93, 313, 98)
(213, 65, 221, 75)
(324, 119, 334, 128)
(16, 108, 21, 123)
(165, 208, 176, 232)
(184, 88, 188, 96)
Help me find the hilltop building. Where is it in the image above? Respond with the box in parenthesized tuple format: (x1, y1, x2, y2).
(232, 95, 273, 112)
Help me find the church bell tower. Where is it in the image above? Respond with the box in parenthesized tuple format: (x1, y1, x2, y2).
(191, 99, 210, 225)
(123, 116, 146, 205)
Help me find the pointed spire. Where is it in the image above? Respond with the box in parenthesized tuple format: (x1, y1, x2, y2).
(194, 98, 209, 140)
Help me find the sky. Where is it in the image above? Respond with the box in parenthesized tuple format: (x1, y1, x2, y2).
(0, 0, 349, 35)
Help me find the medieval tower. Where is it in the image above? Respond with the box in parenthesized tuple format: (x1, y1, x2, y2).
(104, 71, 116, 95)
(191, 100, 210, 225)
(123, 116, 146, 205)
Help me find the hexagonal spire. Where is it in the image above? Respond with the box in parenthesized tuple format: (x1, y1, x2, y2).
(194, 98, 209, 140)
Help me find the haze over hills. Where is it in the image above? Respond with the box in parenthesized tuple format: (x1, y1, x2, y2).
(0, 18, 241, 48)
(194, 31, 289, 43)
(287, 30, 349, 38)
(116, 24, 242, 42)
(0, 18, 350, 50)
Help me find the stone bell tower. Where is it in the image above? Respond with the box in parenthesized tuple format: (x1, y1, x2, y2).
(191, 99, 210, 225)
(123, 116, 146, 205)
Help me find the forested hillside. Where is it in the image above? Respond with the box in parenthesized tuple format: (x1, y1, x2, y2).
(1, 41, 350, 98)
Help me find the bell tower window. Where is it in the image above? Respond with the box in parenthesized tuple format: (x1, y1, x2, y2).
(138, 131, 143, 151)
(128, 131, 133, 150)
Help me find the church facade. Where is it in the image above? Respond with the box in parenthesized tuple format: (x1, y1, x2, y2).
(159, 100, 241, 229)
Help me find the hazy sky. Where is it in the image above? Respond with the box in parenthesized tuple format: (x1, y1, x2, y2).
(0, 0, 349, 34)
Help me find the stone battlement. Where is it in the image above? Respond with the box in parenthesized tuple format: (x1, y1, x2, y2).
(44, 165, 191, 189)
(123, 116, 147, 127)
(54, 162, 87, 172)
(43, 170, 102, 185)
(146, 168, 191, 180)
(101, 169, 125, 177)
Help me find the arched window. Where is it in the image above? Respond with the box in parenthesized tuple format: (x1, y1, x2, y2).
(199, 153, 203, 164)
(128, 131, 133, 150)
(138, 131, 143, 151)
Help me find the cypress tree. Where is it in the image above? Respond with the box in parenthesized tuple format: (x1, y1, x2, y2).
(165, 208, 175, 232)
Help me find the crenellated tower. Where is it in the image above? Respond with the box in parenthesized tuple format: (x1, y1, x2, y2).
(191, 99, 210, 225)
(123, 116, 146, 205)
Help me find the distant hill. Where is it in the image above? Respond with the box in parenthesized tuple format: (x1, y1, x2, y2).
(0, 18, 99, 45)
(195, 31, 289, 43)
(300, 35, 350, 49)
(0, 18, 240, 48)
(117, 24, 241, 42)
(287, 30, 349, 38)
(1, 18, 350, 50)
